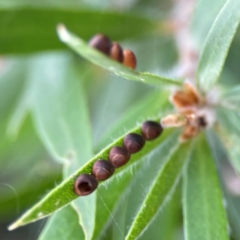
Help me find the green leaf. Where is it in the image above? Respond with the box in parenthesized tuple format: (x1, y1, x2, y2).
(5, 53, 95, 238)
(207, 130, 240, 240)
(216, 107, 240, 173)
(93, 161, 143, 240)
(197, 0, 240, 93)
(28, 52, 93, 165)
(93, 130, 180, 239)
(0, 58, 62, 219)
(126, 140, 191, 240)
(191, 0, 226, 49)
(0, 58, 28, 116)
(0, 116, 62, 221)
(217, 107, 240, 135)
(139, 183, 182, 240)
(57, 25, 182, 87)
(0, 8, 157, 54)
(38, 205, 84, 240)
(26, 52, 96, 239)
(220, 85, 240, 112)
(183, 133, 228, 240)
(0, 0, 94, 9)
(8, 120, 174, 230)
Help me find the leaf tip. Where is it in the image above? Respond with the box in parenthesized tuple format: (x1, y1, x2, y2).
(57, 24, 70, 43)
(8, 221, 19, 231)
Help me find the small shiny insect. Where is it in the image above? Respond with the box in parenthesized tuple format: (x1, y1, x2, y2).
(109, 42, 123, 62)
(89, 34, 137, 69)
(91, 160, 115, 181)
(141, 121, 163, 140)
(89, 34, 111, 55)
(122, 49, 137, 69)
(123, 133, 145, 153)
(108, 146, 131, 168)
(73, 174, 98, 196)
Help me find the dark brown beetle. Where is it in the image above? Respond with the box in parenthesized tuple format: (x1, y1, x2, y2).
(123, 133, 145, 153)
(108, 146, 131, 168)
(89, 34, 111, 55)
(91, 160, 115, 180)
(109, 42, 123, 62)
(141, 121, 163, 140)
(73, 174, 98, 196)
(122, 49, 137, 69)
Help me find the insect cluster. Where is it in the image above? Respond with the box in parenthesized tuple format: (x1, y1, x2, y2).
(89, 34, 137, 69)
(73, 35, 213, 197)
(73, 121, 163, 196)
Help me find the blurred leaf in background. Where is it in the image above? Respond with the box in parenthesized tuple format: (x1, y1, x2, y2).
(1, 0, 240, 240)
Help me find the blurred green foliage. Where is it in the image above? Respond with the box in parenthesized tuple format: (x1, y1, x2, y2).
(1, 0, 240, 239)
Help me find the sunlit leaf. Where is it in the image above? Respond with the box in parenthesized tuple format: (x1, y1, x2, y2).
(183, 133, 228, 240)
(197, 0, 240, 92)
(57, 25, 182, 87)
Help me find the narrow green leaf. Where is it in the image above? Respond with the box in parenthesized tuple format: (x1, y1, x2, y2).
(39, 205, 84, 240)
(183, 133, 228, 240)
(57, 25, 182, 87)
(126, 141, 191, 240)
(0, 8, 156, 54)
(207, 130, 240, 240)
(93, 162, 143, 240)
(8, 122, 173, 230)
(191, 0, 226, 48)
(139, 183, 182, 240)
(220, 85, 240, 112)
(197, 0, 240, 92)
(217, 107, 240, 135)
(224, 194, 240, 240)
(216, 107, 240, 173)
(29, 52, 92, 165)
